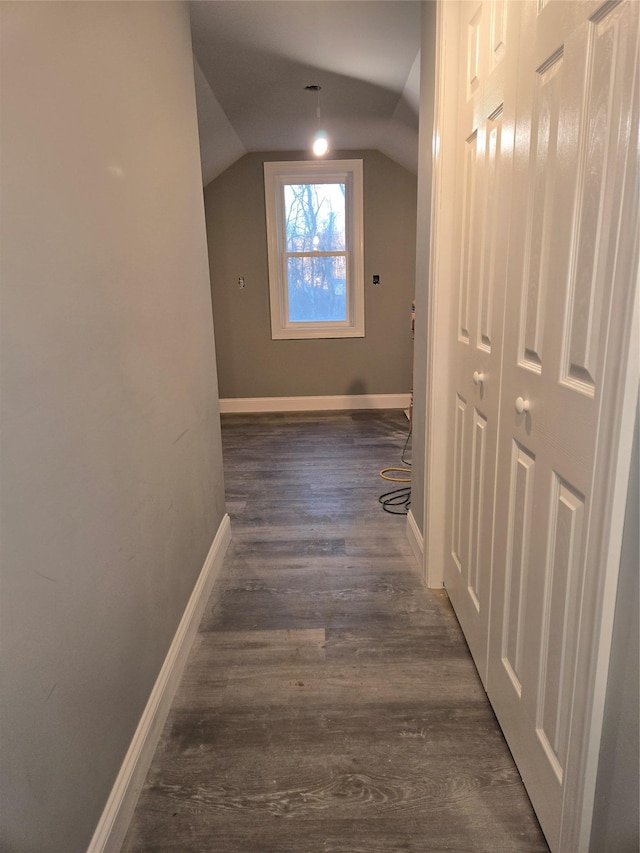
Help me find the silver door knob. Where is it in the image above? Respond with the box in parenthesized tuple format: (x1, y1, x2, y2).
(473, 371, 485, 385)
(515, 396, 530, 414)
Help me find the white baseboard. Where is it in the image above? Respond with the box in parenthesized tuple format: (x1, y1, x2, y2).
(406, 509, 424, 571)
(219, 393, 411, 414)
(87, 514, 232, 853)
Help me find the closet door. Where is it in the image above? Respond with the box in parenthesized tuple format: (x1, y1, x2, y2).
(443, 0, 518, 685)
(486, 1, 639, 850)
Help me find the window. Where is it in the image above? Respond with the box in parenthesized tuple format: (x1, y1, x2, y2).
(264, 159, 364, 340)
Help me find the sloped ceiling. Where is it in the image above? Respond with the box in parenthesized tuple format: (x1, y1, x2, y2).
(189, 1, 422, 185)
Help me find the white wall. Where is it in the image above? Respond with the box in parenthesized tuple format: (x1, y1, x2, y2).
(0, 2, 226, 850)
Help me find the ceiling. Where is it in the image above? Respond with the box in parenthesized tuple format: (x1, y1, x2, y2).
(189, 1, 422, 185)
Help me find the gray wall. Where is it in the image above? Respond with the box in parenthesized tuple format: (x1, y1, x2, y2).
(0, 2, 226, 850)
(205, 150, 417, 399)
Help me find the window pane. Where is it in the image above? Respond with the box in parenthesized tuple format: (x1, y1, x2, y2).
(264, 159, 364, 339)
(284, 183, 346, 252)
(287, 255, 347, 322)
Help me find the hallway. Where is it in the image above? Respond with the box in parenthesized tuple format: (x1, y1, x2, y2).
(123, 410, 549, 852)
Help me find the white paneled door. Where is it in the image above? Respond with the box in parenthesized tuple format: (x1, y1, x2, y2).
(488, 1, 638, 850)
(441, 1, 639, 850)
(443, 0, 519, 686)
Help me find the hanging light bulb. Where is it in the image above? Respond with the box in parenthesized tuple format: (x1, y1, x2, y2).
(305, 85, 329, 157)
(313, 131, 329, 157)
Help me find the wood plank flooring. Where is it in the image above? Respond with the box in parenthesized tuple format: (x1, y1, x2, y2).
(123, 410, 549, 852)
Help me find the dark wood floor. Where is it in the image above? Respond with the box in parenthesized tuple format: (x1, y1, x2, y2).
(123, 410, 549, 852)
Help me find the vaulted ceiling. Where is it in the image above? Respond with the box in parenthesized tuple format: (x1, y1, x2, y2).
(189, 1, 422, 185)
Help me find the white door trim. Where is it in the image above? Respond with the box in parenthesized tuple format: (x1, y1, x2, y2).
(570, 250, 640, 852)
(421, 0, 460, 589)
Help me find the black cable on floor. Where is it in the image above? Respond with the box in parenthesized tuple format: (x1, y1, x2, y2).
(379, 485, 411, 515)
(379, 420, 412, 515)
(401, 423, 412, 466)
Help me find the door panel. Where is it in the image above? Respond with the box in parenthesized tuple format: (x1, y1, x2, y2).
(537, 475, 585, 781)
(458, 132, 478, 344)
(501, 439, 536, 698)
(468, 408, 488, 608)
(519, 49, 563, 372)
(478, 108, 503, 352)
(451, 393, 468, 574)
(561, 4, 628, 392)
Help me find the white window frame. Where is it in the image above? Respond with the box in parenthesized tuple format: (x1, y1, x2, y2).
(263, 159, 365, 340)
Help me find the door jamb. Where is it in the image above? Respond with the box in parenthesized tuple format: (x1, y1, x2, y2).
(422, 0, 460, 589)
